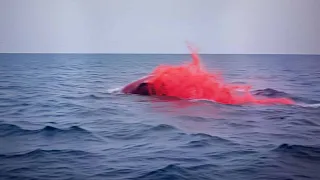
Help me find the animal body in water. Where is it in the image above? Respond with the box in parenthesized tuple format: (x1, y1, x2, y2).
(120, 49, 294, 105)
(121, 75, 157, 96)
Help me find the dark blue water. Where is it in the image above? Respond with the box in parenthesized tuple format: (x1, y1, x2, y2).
(0, 53, 319, 180)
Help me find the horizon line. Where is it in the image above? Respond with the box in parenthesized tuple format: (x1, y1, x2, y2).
(1, 52, 320, 56)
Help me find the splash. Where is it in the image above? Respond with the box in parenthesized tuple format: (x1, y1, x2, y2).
(145, 45, 295, 105)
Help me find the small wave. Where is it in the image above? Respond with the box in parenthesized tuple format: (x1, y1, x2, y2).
(136, 164, 191, 180)
(0, 123, 32, 137)
(178, 115, 216, 122)
(150, 124, 178, 131)
(273, 144, 320, 161)
(76, 107, 121, 117)
(297, 103, 320, 108)
(289, 119, 319, 127)
(61, 94, 106, 100)
(253, 88, 290, 98)
(36, 125, 94, 137)
(136, 164, 218, 180)
(90, 94, 103, 99)
(0, 123, 94, 138)
(0, 148, 95, 159)
(103, 123, 179, 141)
(182, 133, 235, 148)
(191, 133, 230, 141)
(253, 88, 320, 106)
(227, 122, 257, 128)
(186, 139, 213, 148)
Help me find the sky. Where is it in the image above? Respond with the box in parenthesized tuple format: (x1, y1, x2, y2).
(0, 0, 319, 54)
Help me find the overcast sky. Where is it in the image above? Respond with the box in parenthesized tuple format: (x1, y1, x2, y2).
(0, 0, 319, 54)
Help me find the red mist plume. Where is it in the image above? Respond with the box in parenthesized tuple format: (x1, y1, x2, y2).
(145, 44, 294, 105)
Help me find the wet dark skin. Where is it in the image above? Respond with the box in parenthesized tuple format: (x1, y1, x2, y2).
(131, 83, 167, 96)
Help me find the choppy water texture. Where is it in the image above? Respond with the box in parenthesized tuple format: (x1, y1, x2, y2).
(0, 53, 320, 180)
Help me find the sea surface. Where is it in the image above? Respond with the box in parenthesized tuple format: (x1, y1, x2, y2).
(0, 53, 319, 180)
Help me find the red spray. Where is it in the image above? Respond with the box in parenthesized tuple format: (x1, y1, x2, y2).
(145, 45, 294, 105)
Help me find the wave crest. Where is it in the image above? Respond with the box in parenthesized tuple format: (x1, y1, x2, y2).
(273, 144, 320, 160)
(0, 123, 93, 138)
(0, 148, 95, 159)
(253, 88, 290, 98)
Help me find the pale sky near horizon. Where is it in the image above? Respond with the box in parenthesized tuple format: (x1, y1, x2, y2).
(0, 0, 319, 54)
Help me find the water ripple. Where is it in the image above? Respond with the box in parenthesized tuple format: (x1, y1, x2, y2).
(0, 54, 319, 180)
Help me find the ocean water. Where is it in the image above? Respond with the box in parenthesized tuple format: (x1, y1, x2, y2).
(0, 53, 319, 180)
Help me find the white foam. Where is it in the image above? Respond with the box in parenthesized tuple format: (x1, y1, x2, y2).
(188, 98, 217, 104)
(106, 87, 122, 94)
(296, 103, 320, 108)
